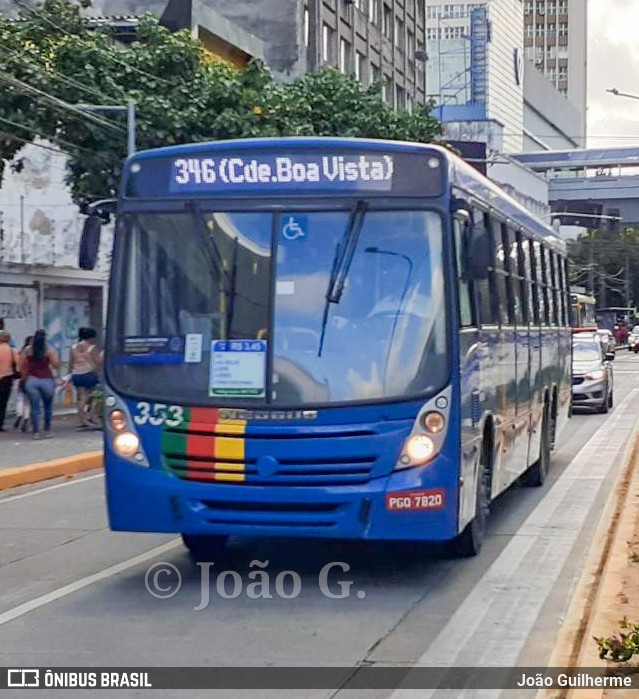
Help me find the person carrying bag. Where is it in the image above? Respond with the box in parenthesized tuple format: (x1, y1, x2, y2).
(0, 329, 21, 432)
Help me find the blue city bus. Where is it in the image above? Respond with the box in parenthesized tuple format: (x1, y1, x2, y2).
(82, 137, 571, 557)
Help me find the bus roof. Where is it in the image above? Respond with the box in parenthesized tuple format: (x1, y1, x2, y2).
(125, 137, 564, 253)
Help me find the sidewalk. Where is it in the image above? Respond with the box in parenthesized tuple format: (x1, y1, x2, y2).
(0, 413, 102, 470)
(0, 413, 103, 490)
(539, 420, 639, 699)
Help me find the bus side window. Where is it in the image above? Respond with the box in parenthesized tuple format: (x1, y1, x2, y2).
(515, 230, 530, 324)
(474, 210, 496, 326)
(549, 251, 561, 327)
(504, 225, 523, 325)
(453, 217, 474, 327)
(526, 239, 540, 326)
(540, 245, 553, 327)
(557, 257, 567, 326)
(492, 219, 511, 326)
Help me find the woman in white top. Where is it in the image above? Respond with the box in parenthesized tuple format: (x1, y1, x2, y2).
(69, 327, 101, 428)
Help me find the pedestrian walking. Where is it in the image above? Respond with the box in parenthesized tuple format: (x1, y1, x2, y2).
(21, 329, 59, 439)
(0, 329, 20, 432)
(69, 327, 101, 428)
(13, 335, 32, 432)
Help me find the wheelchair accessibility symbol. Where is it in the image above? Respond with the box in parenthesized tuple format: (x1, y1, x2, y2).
(281, 216, 307, 241)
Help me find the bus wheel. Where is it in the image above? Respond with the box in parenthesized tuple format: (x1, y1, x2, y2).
(181, 534, 229, 561)
(522, 407, 551, 487)
(447, 450, 491, 558)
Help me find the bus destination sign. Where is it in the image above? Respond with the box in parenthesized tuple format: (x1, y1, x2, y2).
(170, 153, 395, 193)
(125, 147, 445, 198)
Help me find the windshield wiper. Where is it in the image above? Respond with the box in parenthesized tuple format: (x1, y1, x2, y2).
(318, 200, 368, 356)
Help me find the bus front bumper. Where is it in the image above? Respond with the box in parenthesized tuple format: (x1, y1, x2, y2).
(105, 456, 460, 542)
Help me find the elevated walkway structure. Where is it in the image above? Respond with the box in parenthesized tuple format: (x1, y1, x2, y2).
(513, 147, 639, 226)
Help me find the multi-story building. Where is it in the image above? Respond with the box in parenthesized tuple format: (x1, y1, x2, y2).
(426, 1, 525, 153)
(426, 0, 587, 152)
(207, 0, 430, 109)
(523, 0, 587, 116)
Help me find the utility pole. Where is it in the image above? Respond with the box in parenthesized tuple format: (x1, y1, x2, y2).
(598, 266, 606, 308)
(75, 100, 137, 156)
(588, 230, 595, 295)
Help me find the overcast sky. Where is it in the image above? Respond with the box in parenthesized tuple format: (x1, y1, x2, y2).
(588, 0, 639, 147)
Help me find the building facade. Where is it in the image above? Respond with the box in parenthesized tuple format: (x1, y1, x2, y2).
(0, 1, 267, 69)
(426, 0, 586, 152)
(0, 140, 113, 372)
(522, 0, 587, 149)
(426, 1, 525, 153)
(206, 0, 430, 108)
(523, 0, 587, 117)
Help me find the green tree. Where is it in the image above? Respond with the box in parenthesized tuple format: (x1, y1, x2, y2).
(0, 0, 443, 202)
(568, 226, 639, 309)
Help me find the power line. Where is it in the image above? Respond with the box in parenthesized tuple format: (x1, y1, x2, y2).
(0, 128, 79, 156)
(0, 72, 125, 133)
(11, 0, 172, 87)
(0, 113, 120, 162)
(0, 131, 123, 177)
(0, 44, 116, 105)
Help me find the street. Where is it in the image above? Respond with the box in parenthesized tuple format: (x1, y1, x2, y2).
(1, 352, 639, 699)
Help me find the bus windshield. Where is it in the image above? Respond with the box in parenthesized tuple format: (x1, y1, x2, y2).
(107, 209, 448, 406)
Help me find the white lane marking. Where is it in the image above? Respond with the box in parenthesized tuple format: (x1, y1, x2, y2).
(0, 473, 104, 505)
(0, 540, 181, 627)
(390, 389, 639, 699)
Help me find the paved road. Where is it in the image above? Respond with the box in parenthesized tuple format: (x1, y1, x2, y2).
(1, 353, 639, 698)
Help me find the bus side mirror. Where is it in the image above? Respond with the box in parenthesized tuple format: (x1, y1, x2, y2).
(605, 351, 615, 362)
(466, 222, 491, 281)
(79, 214, 103, 270)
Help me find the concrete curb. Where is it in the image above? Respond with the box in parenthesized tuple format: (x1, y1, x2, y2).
(0, 451, 103, 491)
(537, 413, 639, 699)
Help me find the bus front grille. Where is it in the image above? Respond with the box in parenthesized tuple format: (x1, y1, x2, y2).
(160, 423, 408, 486)
(162, 453, 377, 486)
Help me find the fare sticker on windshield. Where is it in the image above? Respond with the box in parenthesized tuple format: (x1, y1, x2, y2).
(209, 340, 266, 398)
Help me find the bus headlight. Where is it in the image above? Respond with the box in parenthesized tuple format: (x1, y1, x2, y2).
(113, 431, 140, 458)
(109, 409, 128, 431)
(405, 435, 435, 463)
(421, 411, 445, 434)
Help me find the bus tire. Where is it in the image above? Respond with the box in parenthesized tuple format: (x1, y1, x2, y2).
(522, 405, 551, 488)
(447, 446, 491, 558)
(181, 534, 229, 561)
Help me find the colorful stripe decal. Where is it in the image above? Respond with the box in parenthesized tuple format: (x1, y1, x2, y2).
(162, 407, 247, 483)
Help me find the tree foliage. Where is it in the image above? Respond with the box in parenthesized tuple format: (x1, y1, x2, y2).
(0, 0, 443, 202)
(568, 226, 639, 308)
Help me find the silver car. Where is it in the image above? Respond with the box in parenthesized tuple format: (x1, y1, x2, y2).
(572, 333, 614, 413)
